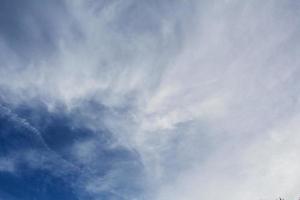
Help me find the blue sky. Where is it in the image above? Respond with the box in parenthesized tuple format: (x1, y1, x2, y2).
(0, 0, 300, 200)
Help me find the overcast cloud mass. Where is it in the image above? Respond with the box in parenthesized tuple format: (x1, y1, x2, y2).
(0, 0, 300, 199)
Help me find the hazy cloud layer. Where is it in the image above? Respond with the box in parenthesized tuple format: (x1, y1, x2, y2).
(0, 0, 300, 199)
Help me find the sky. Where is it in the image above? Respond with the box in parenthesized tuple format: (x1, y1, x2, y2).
(0, 0, 300, 200)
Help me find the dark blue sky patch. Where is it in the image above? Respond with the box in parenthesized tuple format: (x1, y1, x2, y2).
(0, 100, 145, 199)
(0, 169, 78, 200)
(0, 107, 47, 156)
